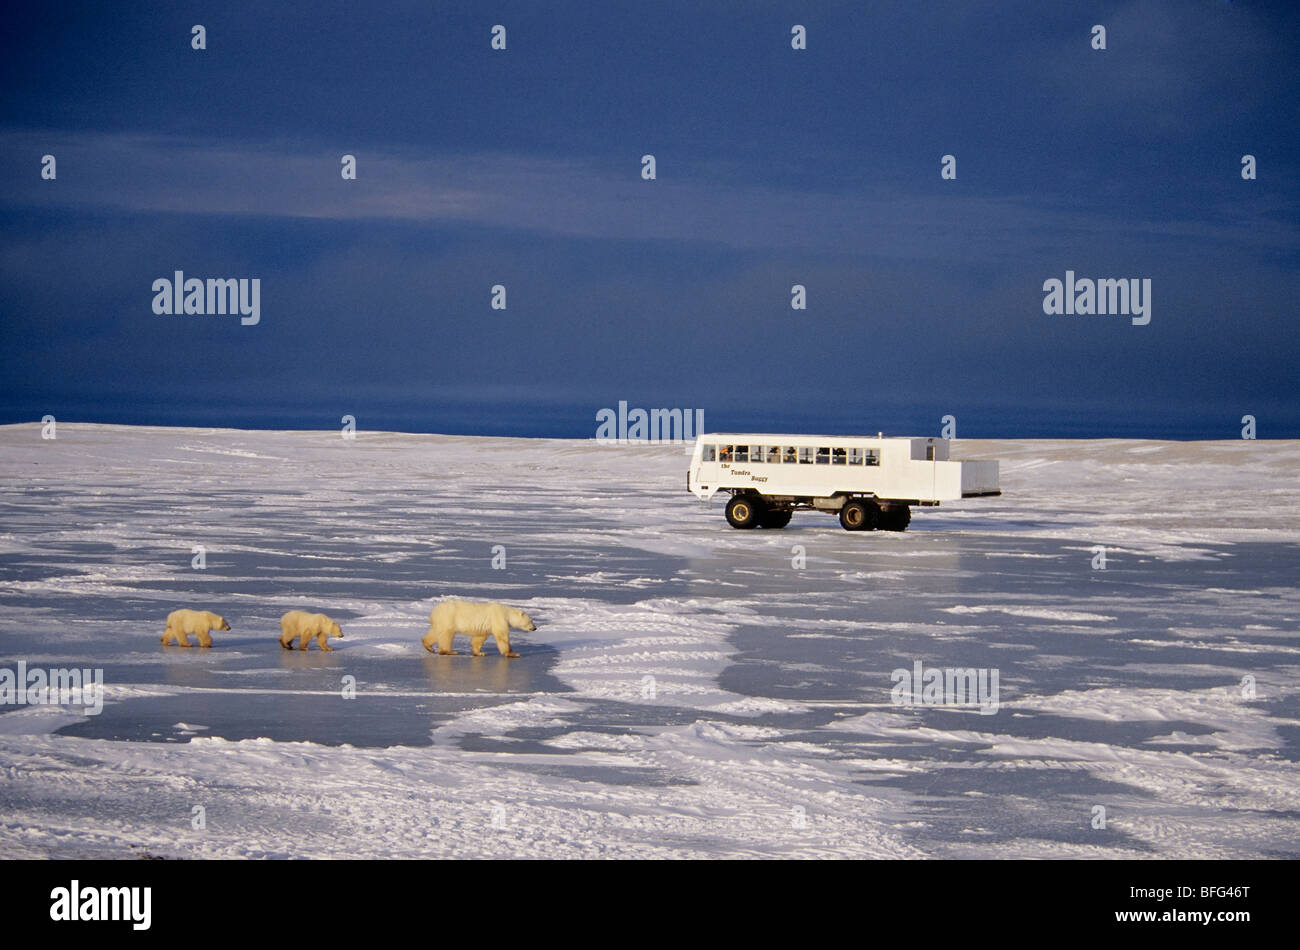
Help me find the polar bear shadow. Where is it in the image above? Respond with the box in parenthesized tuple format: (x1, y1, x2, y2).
(419, 643, 560, 694)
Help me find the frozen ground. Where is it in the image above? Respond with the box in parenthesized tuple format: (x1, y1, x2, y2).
(0, 424, 1297, 859)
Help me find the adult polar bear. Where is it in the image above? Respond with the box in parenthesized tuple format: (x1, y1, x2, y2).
(162, 608, 230, 647)
(423, 600, 535, 657)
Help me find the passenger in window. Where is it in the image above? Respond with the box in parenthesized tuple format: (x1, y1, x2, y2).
(816, 448, 830, 464)
(832, 448, 846, 465)
(784, 447, 797, 464)
(721, 445, 733, 462)
(768, 446, 780, 464)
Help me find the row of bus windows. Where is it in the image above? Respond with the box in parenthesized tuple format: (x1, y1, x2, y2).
(702, 444, 880, 466)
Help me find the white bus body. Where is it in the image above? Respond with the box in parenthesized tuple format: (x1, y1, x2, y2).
(686, 434, 999, 531)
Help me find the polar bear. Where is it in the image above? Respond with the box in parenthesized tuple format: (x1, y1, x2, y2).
(279, 610, 344, 651)
(422, 600, 535, 657)
(162, 609, 230, 647)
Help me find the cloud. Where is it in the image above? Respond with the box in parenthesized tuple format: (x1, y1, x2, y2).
(3, 127, 1293, 262)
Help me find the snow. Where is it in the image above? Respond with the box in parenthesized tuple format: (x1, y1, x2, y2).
(0, 424, 1297, 858)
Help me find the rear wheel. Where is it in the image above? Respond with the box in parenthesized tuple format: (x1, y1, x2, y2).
(725, 494, 764, 529)
(878, 504, 911, 532)
(760, 508, 792, 529)
(839, 498, 879, 531)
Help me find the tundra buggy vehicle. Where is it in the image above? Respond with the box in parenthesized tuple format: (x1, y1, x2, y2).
(687, 434, 1000, 531)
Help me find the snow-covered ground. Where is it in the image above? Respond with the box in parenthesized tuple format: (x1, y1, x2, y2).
(0, 424, 1296, 858)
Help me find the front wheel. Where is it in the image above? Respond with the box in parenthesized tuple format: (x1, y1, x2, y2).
(839, 498, 879, 531)
(725, 494, 764, 529)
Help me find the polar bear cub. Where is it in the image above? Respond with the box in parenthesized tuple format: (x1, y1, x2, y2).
(422, 600, 536, 657)
(162, 609, 230, 647)
(279, 610, 344, 651)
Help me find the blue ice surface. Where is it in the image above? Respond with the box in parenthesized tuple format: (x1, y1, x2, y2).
(2, 452, 1298, 856)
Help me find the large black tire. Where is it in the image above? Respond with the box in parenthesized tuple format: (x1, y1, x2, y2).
(725, 494, 764, 529)
(839, 498, 879, 531)
(760, 508, 793, 529)
(878, 504, 911, 532)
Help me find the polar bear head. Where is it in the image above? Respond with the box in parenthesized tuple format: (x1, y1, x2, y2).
(507, 608, 536, 632)
(329, 620, 343, 639)
(209, 613, 231, 631)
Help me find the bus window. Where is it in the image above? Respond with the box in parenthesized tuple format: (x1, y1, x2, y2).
(865, 450, 879, 466)
(735, 445, 749, 462)
(798, 447, 814, 464)
(816, 447, 830, 464)
(702, 444, 716, 462)
(784, 446, 797, 464)
(848, 447, 865, 465)
(767, 446, 781, 464)
(831, 447, 846, 465)
(750, 445, 764, 462)
(720, 445, 734, 462)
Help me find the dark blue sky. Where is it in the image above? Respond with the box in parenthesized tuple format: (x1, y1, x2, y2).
(1, 0, 1297, 438)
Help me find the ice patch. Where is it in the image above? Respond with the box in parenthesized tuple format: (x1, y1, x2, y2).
(942, 605, 1116, 622)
